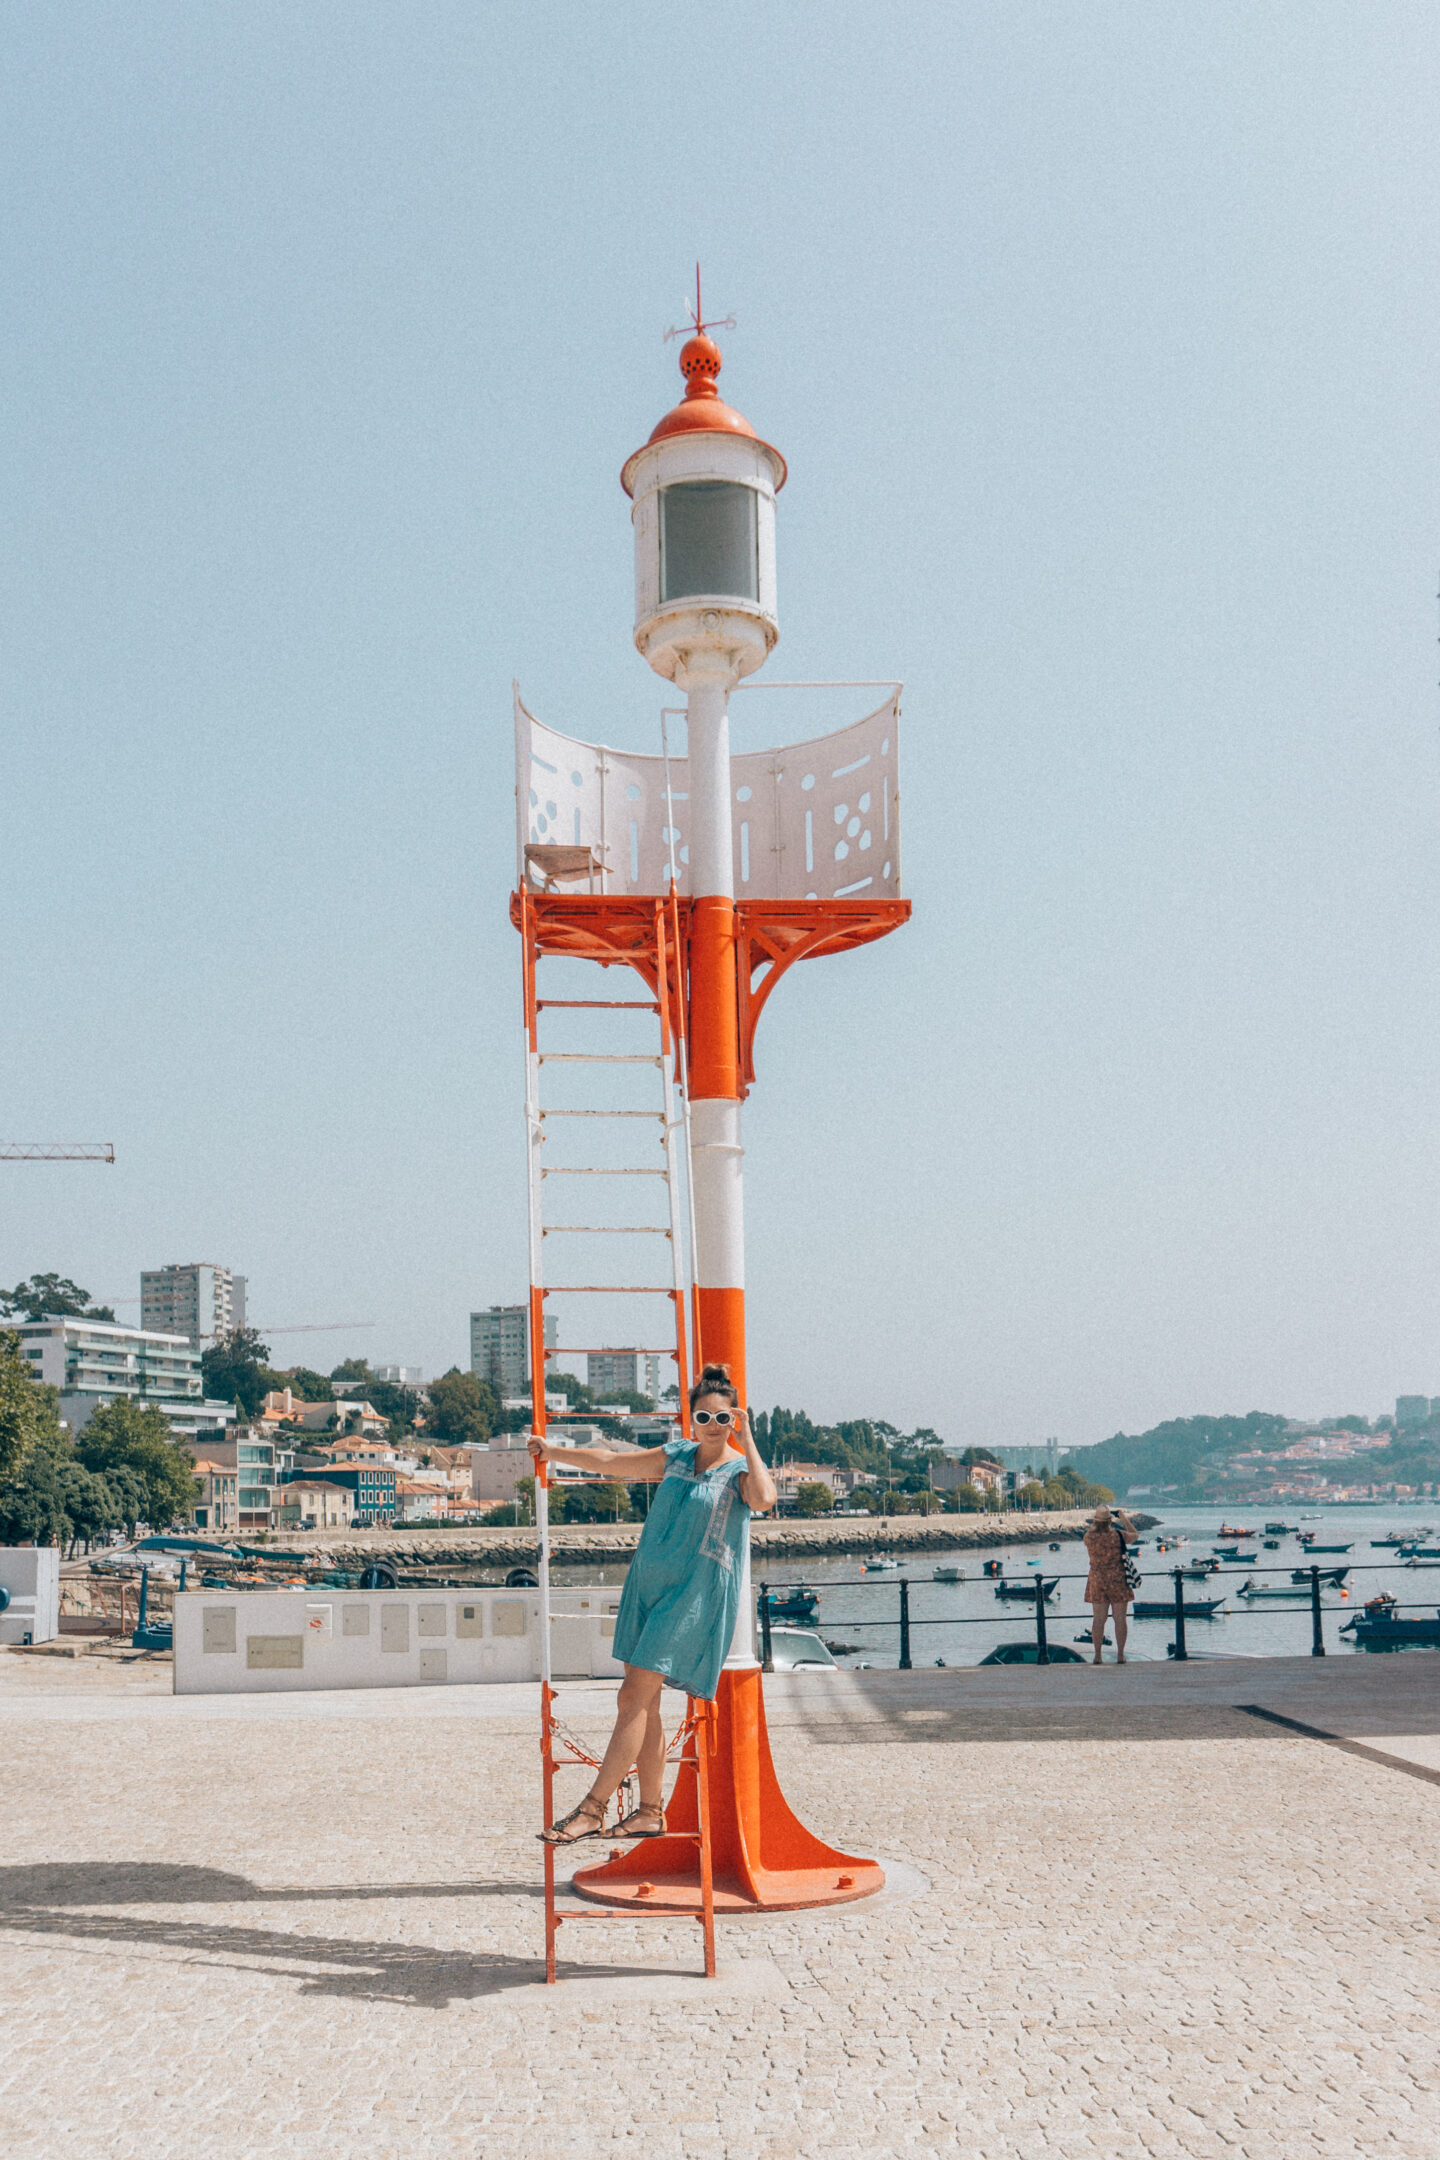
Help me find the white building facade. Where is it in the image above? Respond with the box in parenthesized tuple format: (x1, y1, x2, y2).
(8, 1316, 235, 1442)
(140, 1262, 247, 1348)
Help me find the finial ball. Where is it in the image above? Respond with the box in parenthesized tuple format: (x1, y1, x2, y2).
(679, 333, 723, 384)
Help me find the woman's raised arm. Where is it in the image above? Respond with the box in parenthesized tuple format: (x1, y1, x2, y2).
(528, 1436, 671, 1482)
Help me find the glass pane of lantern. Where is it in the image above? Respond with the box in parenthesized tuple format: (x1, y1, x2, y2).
(659, 482, 758, 603)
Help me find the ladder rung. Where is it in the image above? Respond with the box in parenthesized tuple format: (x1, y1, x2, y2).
(542, 1167, 668, 1176)
(543, 1225, 671, 1235)
(539, 1054, 662, 1065)
(553, 1910, 709, 1923)
(548, 1346, 679, 1356)
(541, 1111, 665, 1121)
(537, 999, 660, 1011)
(545, 1286, 676, 1294)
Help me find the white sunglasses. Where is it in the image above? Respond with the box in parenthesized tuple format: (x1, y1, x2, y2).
(692, 1409, 736, 1427)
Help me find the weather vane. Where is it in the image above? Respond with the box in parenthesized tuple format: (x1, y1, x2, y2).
(664, 262, 736, 344)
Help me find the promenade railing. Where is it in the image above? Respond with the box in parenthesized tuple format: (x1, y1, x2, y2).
(756, 1560, 1440, 1670)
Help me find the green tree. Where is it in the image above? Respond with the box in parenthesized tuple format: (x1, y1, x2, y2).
(0, 1328, 57, 1487)
(425, 1368, 497, 1446)
(944, 1483, 986, 1512)
(0, 1439, 73, 1544)
(0, 1274, 115, 1322)
(74, 1399, 199, 1530)
(201, 1328, 275, 1418)
(794, 1481, 833, 1516)
(561, 1480, 633, 1523)
(279, 1366, 333, 1403)
(330, 1358, 372, 1383)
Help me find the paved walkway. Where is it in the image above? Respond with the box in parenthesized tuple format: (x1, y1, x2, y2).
(2, 1650, 1438, 2157)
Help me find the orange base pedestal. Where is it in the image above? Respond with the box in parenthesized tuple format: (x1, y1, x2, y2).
(571, 1667, 885, 1914)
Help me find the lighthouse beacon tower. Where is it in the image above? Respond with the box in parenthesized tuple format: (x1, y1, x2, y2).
(620, 328, 787, 1398)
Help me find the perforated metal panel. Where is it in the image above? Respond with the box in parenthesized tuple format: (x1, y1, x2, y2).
(515, 688, 901, 902)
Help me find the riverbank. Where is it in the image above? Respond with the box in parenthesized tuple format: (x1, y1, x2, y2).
(255, 1506, 1149, 1571)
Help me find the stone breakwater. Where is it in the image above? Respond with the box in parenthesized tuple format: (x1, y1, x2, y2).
(278, 1508, 1152, 1572)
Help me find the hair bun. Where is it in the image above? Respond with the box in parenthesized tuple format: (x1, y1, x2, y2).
(699, 1362, 731, 1386)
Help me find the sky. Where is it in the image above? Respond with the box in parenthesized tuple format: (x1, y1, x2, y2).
(3, 3, 1439, 1449)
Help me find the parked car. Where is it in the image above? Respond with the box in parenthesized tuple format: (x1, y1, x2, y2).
(979, 1642, 1086, 1666)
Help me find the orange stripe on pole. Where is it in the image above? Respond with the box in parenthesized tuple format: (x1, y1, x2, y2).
(687, 896, 741, 1102)
(695, 1286, 745, 1403)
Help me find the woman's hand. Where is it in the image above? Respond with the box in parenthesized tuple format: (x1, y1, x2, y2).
(736, 1409, 778, 1515)
(527, 1434, 553, 1469)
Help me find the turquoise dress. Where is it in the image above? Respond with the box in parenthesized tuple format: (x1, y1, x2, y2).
(611, 1439, 751, 1701)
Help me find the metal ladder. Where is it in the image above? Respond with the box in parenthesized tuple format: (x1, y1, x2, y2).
(518, 891, 715, 1980)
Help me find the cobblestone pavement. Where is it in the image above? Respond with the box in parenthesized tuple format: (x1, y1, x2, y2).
(1, 1652, 1438, 2159)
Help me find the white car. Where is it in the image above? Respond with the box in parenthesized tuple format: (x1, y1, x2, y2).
(765, 1625, 839, 1671)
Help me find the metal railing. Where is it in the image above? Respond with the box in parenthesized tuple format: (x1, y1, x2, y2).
(757, 1560, 1440, 1669)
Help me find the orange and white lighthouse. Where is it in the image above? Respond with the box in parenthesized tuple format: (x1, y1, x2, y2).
(619, 320, 787, 1407)
(514, 295, 909, 1928)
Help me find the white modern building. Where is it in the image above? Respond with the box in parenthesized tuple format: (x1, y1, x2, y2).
(470, 1303, 556, 1397)
(140, 1262, 247, 1348)
(8, 1316, 236, 1441)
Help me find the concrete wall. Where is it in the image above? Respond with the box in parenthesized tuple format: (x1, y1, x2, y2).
(0, 1546, 60, 1644)
(172, 1585, 625, 1695)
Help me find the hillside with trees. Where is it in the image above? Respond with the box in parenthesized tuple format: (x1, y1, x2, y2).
(1062, 1413, 1292, 1500)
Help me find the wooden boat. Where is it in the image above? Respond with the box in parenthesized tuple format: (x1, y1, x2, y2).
(1403, 1546, 1440, 1559)
(1263, 1539, 1281, 1550)
(982, 1558, 1005, 1577)
(993, 1577, 1059, 1601)
(1264, 1521, 1298, 1534)
(1370, 1534, 1412, 1548)
(1131, 1597, 1225, 1619)
(1290, 1565, 1349, 1586)
(1296, 1542, 1351, 1555)
(1214, 1547, 1257, 1561)
(1217, 1524, 1257, 1539)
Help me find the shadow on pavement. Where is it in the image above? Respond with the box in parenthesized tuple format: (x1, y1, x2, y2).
(0, 1862, 671, 2006)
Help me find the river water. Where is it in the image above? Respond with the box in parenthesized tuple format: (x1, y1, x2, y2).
(750, 1503, 1440, 1667)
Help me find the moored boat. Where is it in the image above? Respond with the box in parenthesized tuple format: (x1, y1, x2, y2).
(863, 1555, 899, 1572)
(1290, 1565, 1349, 1586)
(1131, 1596, 1225, 1619)
(993, 1577, 1058, 1601)
(1237, 1578, 1314, 1600)
(932, 1564, 965, 1583)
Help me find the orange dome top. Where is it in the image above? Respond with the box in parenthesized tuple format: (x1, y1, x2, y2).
(621, 333, 786, 496)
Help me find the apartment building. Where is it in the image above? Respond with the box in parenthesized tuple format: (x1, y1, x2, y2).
(470, 1303, 556, 1397)
(8, 1315, 235, 1442)
(587, 1348, 641, 1397)
(140, 1262, 246, 1348)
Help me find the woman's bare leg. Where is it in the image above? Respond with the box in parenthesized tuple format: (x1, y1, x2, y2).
(585, 1665, 667, 1807)
(1090, 1600, 1109, 1661)
(1114, 1606, 1129, 1663)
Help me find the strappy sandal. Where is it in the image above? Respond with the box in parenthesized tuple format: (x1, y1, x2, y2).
(612, 1802, 666, 1838)
(538, 1795, 607, 1845)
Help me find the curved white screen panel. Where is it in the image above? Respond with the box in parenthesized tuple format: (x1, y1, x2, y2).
(514, 687, 901, 903)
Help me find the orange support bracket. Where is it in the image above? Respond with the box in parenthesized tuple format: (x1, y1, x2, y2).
(572, 1668, 883, 1913)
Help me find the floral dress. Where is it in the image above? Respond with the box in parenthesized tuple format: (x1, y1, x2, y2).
(1083, 1523, 1134, 1608)
(610, 1439, 751, 1700)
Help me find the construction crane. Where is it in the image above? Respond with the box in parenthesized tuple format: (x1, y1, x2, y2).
(0, 1143, 114, 1162)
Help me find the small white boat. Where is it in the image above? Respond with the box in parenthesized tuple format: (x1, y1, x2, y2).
(932, 1564, 965, 1582)
(863, 1555, 899, 1572)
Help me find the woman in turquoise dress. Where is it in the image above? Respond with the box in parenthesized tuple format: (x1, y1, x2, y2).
(530, 1363, 777, 1844)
